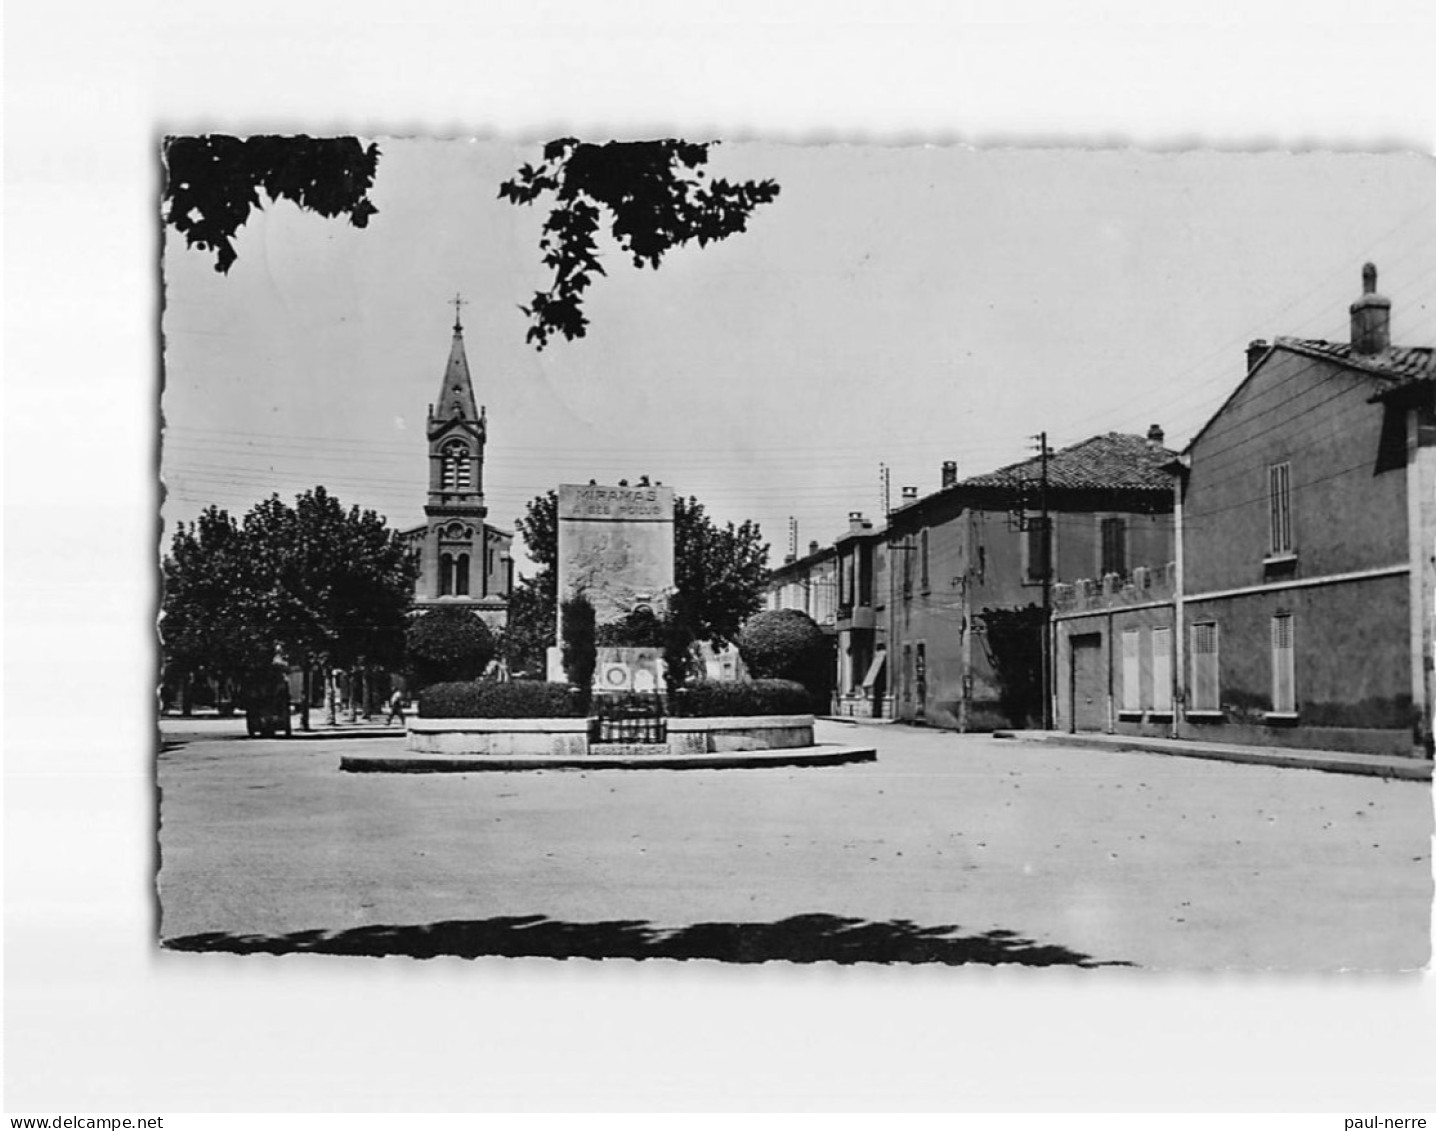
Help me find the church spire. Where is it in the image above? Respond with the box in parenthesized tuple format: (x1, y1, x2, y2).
(432, 294, 480, 424)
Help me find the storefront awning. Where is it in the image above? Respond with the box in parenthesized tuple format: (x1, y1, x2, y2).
(860, 651, 886, 690)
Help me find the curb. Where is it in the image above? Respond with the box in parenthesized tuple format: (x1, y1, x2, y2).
(993, 730, 1432, 781)
(339, 743, 878, 773)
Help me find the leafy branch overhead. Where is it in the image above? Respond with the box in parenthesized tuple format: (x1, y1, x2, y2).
(499, 139, 781, 348)
(163, 135, 381, 274)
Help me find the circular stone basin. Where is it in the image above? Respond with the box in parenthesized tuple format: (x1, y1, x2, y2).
(404, 714, 816, 757)
(338, 713, 877, 772)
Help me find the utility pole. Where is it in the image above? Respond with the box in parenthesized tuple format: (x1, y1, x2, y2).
(1034, 431, 1053, 730)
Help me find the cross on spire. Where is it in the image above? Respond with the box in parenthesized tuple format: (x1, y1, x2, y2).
(451, 292, 469, 332)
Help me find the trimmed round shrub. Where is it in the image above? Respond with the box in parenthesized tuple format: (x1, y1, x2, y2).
(419, 680, 582, 719)
(672, 678, 813, 718)
(737, 609, 828, 681)
(405, 607, 497, 689)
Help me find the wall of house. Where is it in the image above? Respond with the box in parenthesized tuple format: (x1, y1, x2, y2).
(1180, 573, 1413, 754)
(1176, 348, 1416, 755)
(1053, 568, 1178, 737)
(1183, 352, 1408, 593)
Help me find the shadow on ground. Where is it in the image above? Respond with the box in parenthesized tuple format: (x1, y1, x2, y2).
(163, 912, 1131, 966)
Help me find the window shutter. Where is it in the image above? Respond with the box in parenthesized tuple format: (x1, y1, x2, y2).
(1151, 627, 1172, 712)
(1271, 615, 1295, 712)
(1121, 630, 1141, 712)
(1191, 623, 1219, 711)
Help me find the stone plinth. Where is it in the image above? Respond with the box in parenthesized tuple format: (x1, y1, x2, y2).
(557, 483, 675, 627)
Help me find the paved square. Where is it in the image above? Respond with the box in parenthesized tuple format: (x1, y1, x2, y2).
(157, 719, 1433, 969)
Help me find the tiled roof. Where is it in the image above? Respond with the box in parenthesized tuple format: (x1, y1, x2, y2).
(1275, 338, 1436, 384)
(958, 432, 1177, 493)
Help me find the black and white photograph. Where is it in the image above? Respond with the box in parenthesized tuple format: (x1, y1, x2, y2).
(154, 138, 1434, 972)
(8, 0, 1436, 1117)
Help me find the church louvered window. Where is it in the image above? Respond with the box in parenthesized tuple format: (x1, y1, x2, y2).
(441, 441, 471, 491)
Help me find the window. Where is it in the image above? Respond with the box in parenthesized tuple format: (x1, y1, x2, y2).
(920, 529, 930, 591)
(1190, 622, 1220, 712)
(441, 441, 471, 491)
(1150, 626, 1173, 713)
(1120, 629, 1141, 713)
(439, 552, 454, 596)
(455, 553, 470, 596)
(1268, 462, 1292, 556)
(901, 538, 914, 597)
(1024, 517, 1051, 583)
(1270, 614, 1295, 713)
(1100, 517, 1127, 578)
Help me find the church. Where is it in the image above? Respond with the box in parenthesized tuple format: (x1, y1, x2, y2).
(402, 306, 513, 630)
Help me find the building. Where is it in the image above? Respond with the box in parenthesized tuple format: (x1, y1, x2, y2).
(888, 437, 1177, 729)
(766, 539, 839, 627)
(402, 310, 513, 631)
(833, 514, 890, 716)
(1120, 264, 1431, 757)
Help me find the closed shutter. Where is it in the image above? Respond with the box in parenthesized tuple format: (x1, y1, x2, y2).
(1121, 630, 1141, 712)
(1271, 614, 1295, 712)
(1191, 623, 1219, 711)
(1151, 626, 1173, 712)
(1269, 463, 1292, 554)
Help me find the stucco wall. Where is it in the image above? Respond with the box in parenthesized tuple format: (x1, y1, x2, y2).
(1181, 572, 1412, 751)
(1183, 351, 1408, 593)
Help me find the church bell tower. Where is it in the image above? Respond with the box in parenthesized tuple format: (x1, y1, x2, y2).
(411, 297, 511, 623)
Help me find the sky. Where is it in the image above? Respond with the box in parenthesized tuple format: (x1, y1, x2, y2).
(160, 143, 1436, 571)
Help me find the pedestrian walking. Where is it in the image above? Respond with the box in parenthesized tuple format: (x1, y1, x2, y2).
(385, 689, 406, 727)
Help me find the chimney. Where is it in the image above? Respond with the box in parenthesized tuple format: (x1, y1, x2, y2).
(784, 553, 796, 565)
(901, 486, 918, 503)
(848, 511, 871, 534)
(1146, 424, 1165, 448)
(1246, 340, 1268, 373)
(808, 540, 820, 556)
(941, 460, 958, 488)
(1350, 262, 1391, 356)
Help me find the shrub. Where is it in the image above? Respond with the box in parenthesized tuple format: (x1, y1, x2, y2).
(672, 678, 813, 718)
(595, 606, 665, 648)
(418, 680, 582, 719)
(560, 592, 597, 710)
(405, 607, 496, 689)
(737, 609, 832, 708)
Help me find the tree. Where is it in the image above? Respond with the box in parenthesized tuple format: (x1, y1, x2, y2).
(499, 574, 556, 679)
(978, 605, 1049, 728)
(560, 592, 597, 711)
(405, 607, 496, 690)
(160, 506, 275, 714)
(162, 136, 380, 274)
(160, 487, 417, 729)
(162, 135, 778, 348)
(498, 138, 780, 348)
(511, 486, 770, 660)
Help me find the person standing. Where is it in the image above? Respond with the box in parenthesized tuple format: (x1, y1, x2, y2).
(385, 689, 406, 727)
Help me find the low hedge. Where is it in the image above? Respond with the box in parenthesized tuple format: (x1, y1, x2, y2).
(418, 680, 583, 719)
(672, 679, 813, 718)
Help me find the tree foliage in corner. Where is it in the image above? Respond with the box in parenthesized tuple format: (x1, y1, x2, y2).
(161, 135, 778, 349)
(499, 139, 781, 348)
(162, 135, 381, 273)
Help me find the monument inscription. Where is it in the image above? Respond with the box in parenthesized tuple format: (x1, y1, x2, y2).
(556, 482, 676, 629)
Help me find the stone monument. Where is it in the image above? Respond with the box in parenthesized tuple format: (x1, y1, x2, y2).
(546, 482, 676, 682)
